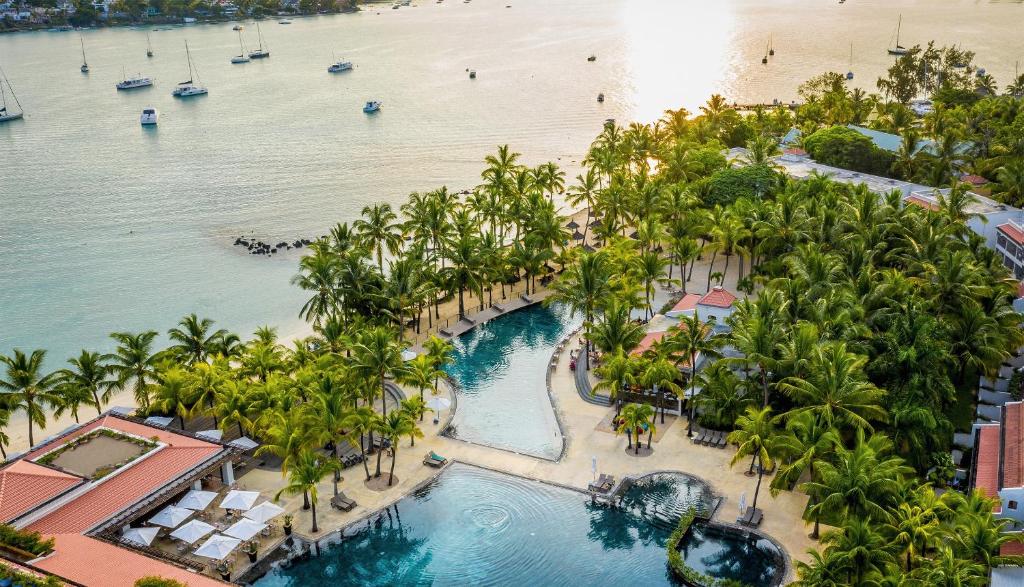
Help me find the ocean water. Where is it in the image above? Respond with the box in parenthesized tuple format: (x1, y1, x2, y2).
(444, 302, 579, 459)
(2, 0, 1023, 367)
(253, 463, 768, 587)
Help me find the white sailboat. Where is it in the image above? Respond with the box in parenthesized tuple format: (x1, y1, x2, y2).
(249, 22, 269, 59)
(888, 15, 908, 56)
(231, 29, 250, 64)
(80, 36, 89, 73)
(0, 65, 24, 122)
(847, 43, 854, 80)
(172, 40, 208, 97)
(146, 32, 154, 58)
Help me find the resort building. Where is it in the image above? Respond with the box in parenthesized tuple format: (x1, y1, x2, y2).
(0, 411, 239, 586)
(968, 401, 1024, 524)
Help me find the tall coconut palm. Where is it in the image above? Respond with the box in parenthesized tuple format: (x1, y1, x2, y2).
(380, 410, 419, 485)
(616, 402, 654, 455)
(107, 330, 160, 410)
(592, 351, 635, 416)
(399, 397, 430, 431)
(351, 327, 406, 418)
(588, 299, 646, 355)
(354, 203, 403, 273)
(727, 313, 783, 407)
(0, 406, 11, 459)
(292, 242, 340, 327)
(821, 518, 897, 585)
(56, 350, 114, 418)
(167, 314, 227, 365)
(886, 501, 939, 572)
(255, 410, 312, 482)
(728, 406, 783, 518)
(304, 379, 350, 495)
(548, 252, 613, 353)
(274, 449, 340, 533)
(770, 412, 839, 537)
(213, 379, 252, 438)
(397, 355, 441, 420)
(423, 335, 454, 395)
(343, 406, 380, 481)
(666, 312, 723, 436)
(151, 365, 195, 430)
(0, 349, 60, 447)
(187, 361, 227, 427)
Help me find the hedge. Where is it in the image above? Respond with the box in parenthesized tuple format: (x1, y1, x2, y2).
(665, 509, 748, 587)
(0, 563, 63, 587)
(0, 524, 55, 557)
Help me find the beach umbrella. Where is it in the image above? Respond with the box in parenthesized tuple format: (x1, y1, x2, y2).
(583, 244, 596, 253)
(228, 436, 259, 451)
(177, 489, 217, 511)
(196, 429, 222, 441)
(121, 526, 159, 547)
(193, 534, 242, 560)
(566, 220, 579, 230)
(224, 517, 267, 541)
(244, 502, 286, 524)
(149, 505, 192, 528)
(221, 490, 260, 511)
(572, 230, 585, 241)
(171, 519, 217, 544)
(401, 349, 418, 362)
(426, 397, 451, 411)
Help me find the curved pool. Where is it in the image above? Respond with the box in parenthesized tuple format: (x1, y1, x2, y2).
(443, 302, 580, 460)
(254, 464, 783, 587)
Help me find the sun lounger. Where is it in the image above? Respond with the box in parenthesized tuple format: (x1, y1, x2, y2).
(588, 474, 615, 493)
(700, 430, 716, 446)
(423, 451, 447, 467)
(692, 428, 707, 444)
(331, 492, 357, 511)
(439, 328, 453, 337)
(738, 507, 763, 527)
(715, 432, 729, 448)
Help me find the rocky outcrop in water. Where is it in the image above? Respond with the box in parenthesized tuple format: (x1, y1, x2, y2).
(233, 236, 319, 257)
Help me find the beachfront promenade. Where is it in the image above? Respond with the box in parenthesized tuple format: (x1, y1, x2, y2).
(239, 302, 816, 580)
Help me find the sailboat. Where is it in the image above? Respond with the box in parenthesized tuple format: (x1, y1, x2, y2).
(846, 43, 854, 80)
(146, 33, 154, 58)
(231, 29, 250, 63)
(172, 40, 208, 97)
(768, 35, 775, 56)
(80, 36, 89, 73)
(249, 22, 269, 59)
(761, 43, 768, 64)
(887, 15, 908, 56)
(0, 65, 24, 122)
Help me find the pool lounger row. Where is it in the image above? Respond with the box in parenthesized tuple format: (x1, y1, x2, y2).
(692, 428, 728, 448)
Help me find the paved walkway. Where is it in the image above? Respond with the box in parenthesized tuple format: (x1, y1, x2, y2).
(239, 329, 818, 583)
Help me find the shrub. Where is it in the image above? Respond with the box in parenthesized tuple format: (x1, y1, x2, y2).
(0, 563, 63, 587)
(703, 164, 778, 207)
(803, 126, 895, 176)
(665, 510, 748, 587)
(135, 577, 187, 587)
(0, 524, 55, 557)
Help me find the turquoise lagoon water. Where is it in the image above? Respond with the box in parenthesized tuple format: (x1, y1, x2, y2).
(4, 0, 1024, 370)
(253, 464, 782, 587)
(444, 302, 580, 460)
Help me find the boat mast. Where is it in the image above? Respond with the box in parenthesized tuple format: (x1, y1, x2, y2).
(81, 36, 87, 67)
(896, 15, 902, 47)
(185, 40, 194, 83)
(238, 29, 245, 54)
(0, 66, 22, 114)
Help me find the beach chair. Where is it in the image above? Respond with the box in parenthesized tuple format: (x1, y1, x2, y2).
(700, 430, 716, 446)
(715, 431, 728, 448)
(691, 428, 707, 445)
(423, 451, 447, 467)
(331, 492, 357, 512)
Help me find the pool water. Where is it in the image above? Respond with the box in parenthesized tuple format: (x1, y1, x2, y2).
(444, 302, 580, 459)
(678, 525, 783, 586)
(255, 464, 674, 586)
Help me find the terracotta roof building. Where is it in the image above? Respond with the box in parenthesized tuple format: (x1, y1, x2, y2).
(0, 460, 83, 523)
(969, 401, 1024, 521)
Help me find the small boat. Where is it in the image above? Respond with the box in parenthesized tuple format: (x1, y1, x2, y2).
(587, 55, 596, 62)
(469, 70, 476, 79)
(117, 69, 154, 90)
(249, 22, 270, 59)
(278, 19, 292, 24)
(233, 24, 244, 31)
(172, 40, 208, 97)
(140, 107, 158, 125)
(146, 32, 154, 58)
(80, 36, 89, 73)
(887, 15, 908, 55)
(0, 65, 24, 123)
(328, 60, 353, 73)
(363, 100, 381, 113)
(183, 17, 197, 24)
(232, 29, 250, 63)
(769, 35, 775, 56)
(846, 43, 854, 80)
(597, 93, 604, 102)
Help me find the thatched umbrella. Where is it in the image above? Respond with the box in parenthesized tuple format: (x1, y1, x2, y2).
(572, 230, 585, 241)
(566, 220, 580, 230)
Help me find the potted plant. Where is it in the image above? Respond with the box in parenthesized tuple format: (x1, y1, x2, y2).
(216, 563, 230, 581)
(283, 514, 293, 537)
(246, 540, 258, 563)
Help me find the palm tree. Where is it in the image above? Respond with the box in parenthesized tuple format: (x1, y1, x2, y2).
(151, 365, 194, 430)
(994, 160, 1024, 207)
(213, 380, 252, 438)
(423, 335, 454, 396)
(770, 412, 839, 538)
(274, 450, 340, 533)
(304, 380, 350, 495)
(291, 242, 340, 327)
(548, 252, 613, 352)
(343, 406, 380, 481)
(616, 402, 654, 454)
(886, 501, 939, 572)
(728, 406, 782, 519)
(588, 299, 646, 355)
(592, 352, 635, 416)
(351, 327, 406, 418)
(566, 167, 601, 241)
(0, 349, 60, 447)
(107, 330, 160, 410)
(56, 350, 114, 417)
(666, 312, 723, 436)
(399, 397, 430, 431)
(821, 518, 896, 584)
(442, 231, 483, 320)
(397, 355, 441, 419)
(727, 313, 783, 407)
(187, 361, 227, 427)
(354, 203, 403, 273)
(380, 410, 419, 485)
(255, 411, 312, 481)
(167, 314, 227, 365)
(0, 406, 11, 459)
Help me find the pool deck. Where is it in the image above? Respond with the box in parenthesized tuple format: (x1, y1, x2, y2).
(240, 322, 818, 582)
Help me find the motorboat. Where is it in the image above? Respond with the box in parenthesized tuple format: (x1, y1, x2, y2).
(233, 24, 244, 31)
(587, 55, 596, 62)
(887, 15, 908, 55)
(278, 19, 292, 24)
(172, 41, 207, 97)
(249, 22, 270, 59)
(328, 60, 353, 73)
(140, 107, 158, 125)
(597, 93, 604, 102)
(232, 29, 250, 63)
(363, 100, 381, 113)
(469, 70, 476, 79)
(117, 74, 154, 90)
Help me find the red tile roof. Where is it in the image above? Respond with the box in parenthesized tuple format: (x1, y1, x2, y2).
(0, 460, 82, 523)
(905, 194, 941, 211)
(973, 424, 1002, 513)
(1004, 402, 1024, 489)
(631, 331, 668, 356)
(669, 293, 701, 314)
(24, 415, 222, 534)
(783, 147, 807, 156)
(33, 534, 227, 587)
(1001, 540, 1024, 557)
(998, 223, 1024, 246)
(698, 286, 737, 309)
(961, 174, 989, 186)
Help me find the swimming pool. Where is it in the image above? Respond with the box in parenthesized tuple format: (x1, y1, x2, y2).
(443, 302, 580, 460)
(253, 464, 783, 587)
